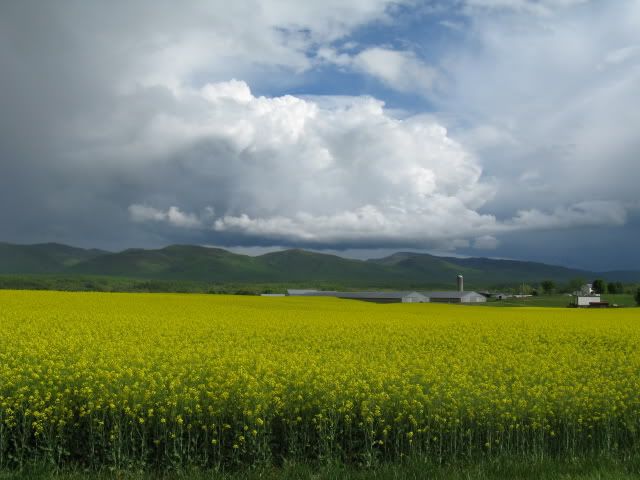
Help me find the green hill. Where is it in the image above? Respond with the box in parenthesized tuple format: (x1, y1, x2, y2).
(431, 255, 590, 284)
(368, 252, 626, 286)
(257, 249, 401, 284)
(368, 252, 480, 284)
(0, 242, 639, 289)
(72, 246, 402, 285)
(70, 245, 272, 282)
(0, 242, 107, 274)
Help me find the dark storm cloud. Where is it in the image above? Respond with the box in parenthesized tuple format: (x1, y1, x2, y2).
(1, 1, 639, 270)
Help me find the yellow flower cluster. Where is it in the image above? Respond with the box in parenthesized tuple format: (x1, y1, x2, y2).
(0, 290, 639, 469)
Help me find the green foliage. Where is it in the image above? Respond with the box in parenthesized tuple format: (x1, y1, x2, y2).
(607, 282, 624, 294)
(520, 284, 534, 295)
(567, 277, 587, 293)
(635, 288, 640, 307)
(1, 242, 640, 290)
(0, 242, 106, 274)
(479, 294, 636, 308)
(540, 280, 556, 294)
(592, 279, 606, 295)
(3, 456, 640, 479)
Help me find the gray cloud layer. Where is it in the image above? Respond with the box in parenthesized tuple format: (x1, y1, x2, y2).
(1, 1, 638, 268)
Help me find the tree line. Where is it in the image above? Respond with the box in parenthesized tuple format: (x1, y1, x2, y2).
(495, 278, 640, 306)
(534, 278, 640, 306)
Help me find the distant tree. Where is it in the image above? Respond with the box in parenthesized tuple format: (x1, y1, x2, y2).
(540, 280, 555, 295)
(567, 277, 586, 293)
(592, 279, 606, 295)
(607, 282, 624, 294)
(520, 284, 533, 295)
(635, 288, 640, 306)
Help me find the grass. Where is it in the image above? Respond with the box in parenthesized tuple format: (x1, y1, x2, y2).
(2, 456, 640, 479)
(0, 274, 349, 295)
(2, 276, 638, 310)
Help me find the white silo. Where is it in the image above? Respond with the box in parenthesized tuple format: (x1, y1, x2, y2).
(457, 275, 464, 292)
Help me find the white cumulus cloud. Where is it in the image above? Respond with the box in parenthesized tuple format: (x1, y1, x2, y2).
(352, 48, 438, 94)
(318, 46, 438, 96)
(117, 80, 495, 247)
(121, 81, 627, 249)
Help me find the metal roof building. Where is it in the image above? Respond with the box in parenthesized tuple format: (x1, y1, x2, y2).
(286, 275, 486, 304)
(420, 291, 487, 304)
(287, 290, 429, 304)
(287, 289, 485, 304)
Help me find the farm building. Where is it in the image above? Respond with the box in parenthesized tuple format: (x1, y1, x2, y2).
(421, 275, 486, 303)
(574, 295, 608, 308)
(572, 284, 594, 296)
(581, 284, 594, 295)
(286, 289, 487, 304)
(286, 289, 485, 304)
(479, 292, 511, 300)
(421, 291, 487, 304)
(287, 274, 486, 304)
(286, 290, 429, 304)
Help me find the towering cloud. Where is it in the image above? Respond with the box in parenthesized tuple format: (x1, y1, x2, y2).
(0, 0, 638, 268)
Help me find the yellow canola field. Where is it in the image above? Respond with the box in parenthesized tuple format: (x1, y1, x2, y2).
(0, 290, 639, 468)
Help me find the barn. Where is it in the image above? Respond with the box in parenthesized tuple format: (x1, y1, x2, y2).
(286, 290, 429, 304)
(286, 276, 485, 304)
(422, 291, 487, 304)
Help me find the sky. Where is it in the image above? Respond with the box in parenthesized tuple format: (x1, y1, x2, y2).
(1, 0, 639, 271)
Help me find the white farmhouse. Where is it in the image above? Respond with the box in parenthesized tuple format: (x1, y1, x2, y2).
(580, 284, 594, 296)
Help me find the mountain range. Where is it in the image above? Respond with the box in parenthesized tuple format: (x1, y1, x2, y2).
(1, 242, 638, 288)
